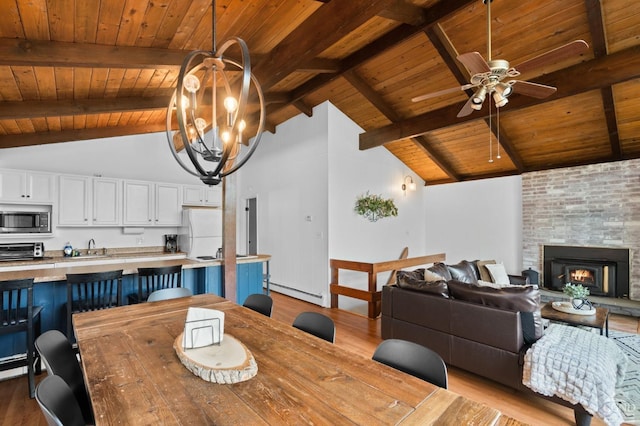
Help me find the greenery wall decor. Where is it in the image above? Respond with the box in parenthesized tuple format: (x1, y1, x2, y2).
(354, 192, 398, 222)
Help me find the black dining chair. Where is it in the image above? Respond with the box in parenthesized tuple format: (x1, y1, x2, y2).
(243, 293, 273, 317)
(35, 330, 94, 424)
(372, 339, 448, 389)
(147, 286, 192, 302)
(35, 375, 86, 426)
(0, 278, 42, 398)
(66, 270, 123, 343)
(292, 312, 335, 343)
(129, 265, 183, 304)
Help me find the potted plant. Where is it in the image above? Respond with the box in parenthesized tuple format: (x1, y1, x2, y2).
(562, 283, 593, 310)
(354, 192, 398, 222)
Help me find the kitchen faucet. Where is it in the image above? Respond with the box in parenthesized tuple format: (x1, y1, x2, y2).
(88, 238, 96, 255)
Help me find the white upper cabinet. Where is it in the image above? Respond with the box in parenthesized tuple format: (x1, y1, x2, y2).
(0, 169, 55, 203)
(155, 183, 182, 226)
(93, 178, 122, 226)
(123, 181, 154, 226)
(183, 185, 221, 207)
(58, 175, 91, 226)
(124, 181, 182, 226)
(59, 176, 122, 227)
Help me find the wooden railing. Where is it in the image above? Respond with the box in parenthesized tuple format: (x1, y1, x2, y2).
(329, 253, 446, 318)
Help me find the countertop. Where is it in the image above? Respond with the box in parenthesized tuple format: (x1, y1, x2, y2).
(0, 251, 271, 283)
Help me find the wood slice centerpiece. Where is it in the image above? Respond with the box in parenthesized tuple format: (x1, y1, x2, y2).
(173, 333, 258, 383)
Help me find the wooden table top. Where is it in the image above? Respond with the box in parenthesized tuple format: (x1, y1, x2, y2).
(73, 294, 507, 425)
(540, 301, 609, 329)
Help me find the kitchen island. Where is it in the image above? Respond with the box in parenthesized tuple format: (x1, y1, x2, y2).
(0, 251, 270, 361)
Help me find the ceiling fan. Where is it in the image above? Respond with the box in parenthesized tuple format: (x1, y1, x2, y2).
(412, 0, 589, 117)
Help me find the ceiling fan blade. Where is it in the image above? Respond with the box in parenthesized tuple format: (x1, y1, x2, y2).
(514, 40, 589, 75)
(456, 96, 477, 118)
(457, 52, 491, 75)
(511, 81, 557, 99)
(411, 83, 475, 103)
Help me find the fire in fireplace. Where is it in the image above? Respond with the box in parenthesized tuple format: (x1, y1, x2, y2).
(543, 245, 630, 298)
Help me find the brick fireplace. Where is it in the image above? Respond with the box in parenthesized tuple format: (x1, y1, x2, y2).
(522, 159, 640, 302)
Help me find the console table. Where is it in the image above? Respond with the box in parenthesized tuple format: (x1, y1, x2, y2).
(329, 253, 445, 318)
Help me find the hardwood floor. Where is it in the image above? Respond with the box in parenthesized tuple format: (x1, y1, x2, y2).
(1, 291, 638, 426)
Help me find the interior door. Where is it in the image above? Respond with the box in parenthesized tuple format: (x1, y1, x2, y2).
(246, 198, 257, 255)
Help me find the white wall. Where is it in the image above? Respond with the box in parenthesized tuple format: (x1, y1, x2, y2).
(423, 176, 523, 274)
(239, 102, 427, 309)
(0, 132, 201, 185)
(0, 132, 203, 251)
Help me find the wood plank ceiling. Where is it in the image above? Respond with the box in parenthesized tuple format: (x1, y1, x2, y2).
(0, 0, 639, 186)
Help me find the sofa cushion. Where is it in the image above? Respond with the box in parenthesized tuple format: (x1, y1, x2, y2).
(428, 263, 452, 281)
(476, 260, 496, 282)
(446, 260, 478, 284)
(396, 270, 449, 298)
(447, 280, 543, 344)
(485, 263, 510, 285)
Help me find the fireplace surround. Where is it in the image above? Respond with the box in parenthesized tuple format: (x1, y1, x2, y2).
(543, 245, 630, 298)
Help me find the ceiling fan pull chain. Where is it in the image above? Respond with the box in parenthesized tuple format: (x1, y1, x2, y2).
(488, 99, 493, 163)
(496, 105, 501, 159)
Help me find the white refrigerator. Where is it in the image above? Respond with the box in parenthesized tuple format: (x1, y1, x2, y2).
(180, 208, 222, 260)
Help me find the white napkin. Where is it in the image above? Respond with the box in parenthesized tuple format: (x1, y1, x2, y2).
(182, 307, 225, 349)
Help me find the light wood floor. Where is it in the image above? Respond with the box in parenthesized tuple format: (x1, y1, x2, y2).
(1, 292, 638, 426)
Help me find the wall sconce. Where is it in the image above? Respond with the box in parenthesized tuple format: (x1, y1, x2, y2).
(402, 176, 417, 194)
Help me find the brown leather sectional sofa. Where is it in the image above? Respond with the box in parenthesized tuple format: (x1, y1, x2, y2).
(381, 260, 592, 426)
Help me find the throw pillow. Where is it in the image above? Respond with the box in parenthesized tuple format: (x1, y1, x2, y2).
(446, 260, 478, 284)
(485, 263, 510, 285)
(476, 260, 496, 282)
(424, 268, 445, 282)
(396, 270, 449, 298)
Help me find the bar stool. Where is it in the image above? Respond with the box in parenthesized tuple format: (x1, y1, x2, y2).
(66, 270, 123, 343)
(0, 278, 43, 398)
(128, 265, 182, 304)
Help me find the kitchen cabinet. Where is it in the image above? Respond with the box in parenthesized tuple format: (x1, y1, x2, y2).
(58, 176, 122, 227)
(0, 169, 55, 203)
(93, 178, 121, 226)
(183, 185, 221, 206)
(123, 180, 181, 226)
(58, 175, 90, 226)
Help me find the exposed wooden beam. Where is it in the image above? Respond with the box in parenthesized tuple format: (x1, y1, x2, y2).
(296, 58, 341, 73)
(378, 1, 428, 26)
(0, 96, 172, 120)
(343, 70, 459, 180)
(253, 0, 398, 90)
(412, 135, 461, 181)
(343, 70, 400, 122)
(0, 123, 167, 149)
(585, 0, 621, 159)
(0, 38, 188, 69)
(292, 100, 313, 117)
(359, 45, 640, 149)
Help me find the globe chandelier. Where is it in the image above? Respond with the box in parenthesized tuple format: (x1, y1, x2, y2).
(166, 0, 265, 186)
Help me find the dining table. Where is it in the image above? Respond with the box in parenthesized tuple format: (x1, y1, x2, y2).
(73, 293, 512, 425)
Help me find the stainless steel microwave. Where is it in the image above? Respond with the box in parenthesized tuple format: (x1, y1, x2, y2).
(0, 211, 51, 233)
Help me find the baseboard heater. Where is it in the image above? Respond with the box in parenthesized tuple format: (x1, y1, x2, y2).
(269, 281, 323, 299)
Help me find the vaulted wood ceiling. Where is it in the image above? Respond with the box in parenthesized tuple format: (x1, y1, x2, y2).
(1, 0, 639, 185)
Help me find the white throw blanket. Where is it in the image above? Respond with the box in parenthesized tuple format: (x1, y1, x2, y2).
(523, 324, 627, 426)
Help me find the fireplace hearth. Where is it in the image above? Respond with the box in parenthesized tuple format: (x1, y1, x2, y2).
(543, 245, 630, 298)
